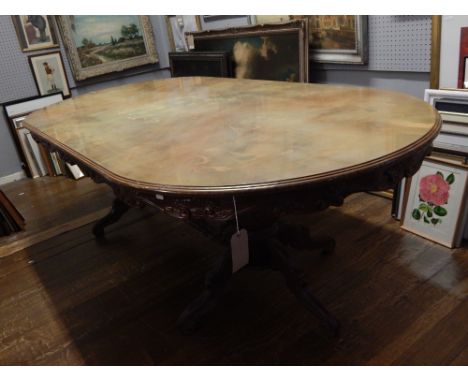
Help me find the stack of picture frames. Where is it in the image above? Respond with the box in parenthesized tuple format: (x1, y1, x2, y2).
(3, 93, 85, 180)
(389, 17, 468, 249)
(396, 89, 468, 249)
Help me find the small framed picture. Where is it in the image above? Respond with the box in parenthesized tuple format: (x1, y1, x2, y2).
(402, 158, 468, 248)
(11, 15, 58, 52)
(28, 51, 71, 98)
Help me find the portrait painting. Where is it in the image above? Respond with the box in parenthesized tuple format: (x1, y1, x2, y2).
(12, 15, 58, 51)
(28, 51, 71, 98)
(402, 158, 468, 248)
(56, 16, 158, 81)
(292, 15, 368, 64)
(188, 20, 308, 82)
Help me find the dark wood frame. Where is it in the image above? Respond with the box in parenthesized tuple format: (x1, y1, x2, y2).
(28, 50, 71, 98)
(169, 51, 231, 78)
(2, 93, 64, 178)
(187, 20, 309, 83)
(11, 15, 59, 52)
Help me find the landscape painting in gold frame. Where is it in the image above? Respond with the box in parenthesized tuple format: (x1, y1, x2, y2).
(56, 16, 158, 81)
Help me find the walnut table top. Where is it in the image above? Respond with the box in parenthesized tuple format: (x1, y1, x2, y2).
(24, 77, 440, 195)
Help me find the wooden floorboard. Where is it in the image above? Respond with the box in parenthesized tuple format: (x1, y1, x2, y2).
(0, 177, 113, 258)
(0, 178, 467, 365)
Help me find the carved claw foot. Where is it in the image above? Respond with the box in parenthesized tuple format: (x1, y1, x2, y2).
(92, 198, 129, 238)
(177, 249, 233, 335)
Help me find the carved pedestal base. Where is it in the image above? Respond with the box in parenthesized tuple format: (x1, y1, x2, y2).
(177, 221, 339, 336)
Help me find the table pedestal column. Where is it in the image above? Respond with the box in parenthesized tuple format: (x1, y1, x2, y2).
(178, 218, 339, 336)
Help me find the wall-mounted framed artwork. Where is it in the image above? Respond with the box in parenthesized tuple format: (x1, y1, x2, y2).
(292, 15, 368, 64)
(56, 15, 159, 81)
(169, 51, 231, 78)
(165, 15, 201, 52)
(28, 51, 71, 98)
(402, 157, 468, 248)
(11, 15, 59, 52)
(187, 20, 309, 82)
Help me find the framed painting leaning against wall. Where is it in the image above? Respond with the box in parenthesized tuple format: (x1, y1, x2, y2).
(401, 157, 468, 248)
(56, 15, 159, 81)
(292, 15, 368, 64)
(188, 20, 309, 83)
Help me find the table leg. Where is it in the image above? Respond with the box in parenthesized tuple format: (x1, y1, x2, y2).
(178, 220, 339, 335)
(92, 198, 129, 238)
(268, 238, 340, 335)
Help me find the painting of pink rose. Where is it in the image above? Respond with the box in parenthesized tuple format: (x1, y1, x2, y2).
(419, 174, 450, 205)
(411, 171, 455, 225)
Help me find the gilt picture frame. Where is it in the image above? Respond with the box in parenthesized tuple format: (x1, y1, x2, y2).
(402, 157, 468, 248)
(11, 15, 59, 52)
(187, 20, 309, 83)
(56, 15, 159, 81)
(292, 15, 368, 65)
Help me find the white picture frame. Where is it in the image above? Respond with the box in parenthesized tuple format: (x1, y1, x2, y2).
(402, 157, 468, 248)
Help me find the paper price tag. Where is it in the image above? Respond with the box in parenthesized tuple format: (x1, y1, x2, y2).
(231, 229, 249, 273)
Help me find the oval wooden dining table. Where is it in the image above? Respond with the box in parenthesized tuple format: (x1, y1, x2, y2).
(24, 77, 441, 335)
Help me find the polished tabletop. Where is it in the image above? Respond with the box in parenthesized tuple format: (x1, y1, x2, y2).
(24, 77, 440, 194)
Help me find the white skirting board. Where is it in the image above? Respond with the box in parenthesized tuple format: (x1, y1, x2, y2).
(0, 171, 26, 186)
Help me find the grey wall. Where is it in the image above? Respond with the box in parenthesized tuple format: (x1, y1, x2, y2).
(311, 69, 430, 99)
(0, 15, 172, 178)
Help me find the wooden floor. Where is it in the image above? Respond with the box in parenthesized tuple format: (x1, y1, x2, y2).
(0, 177, 468, 365)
